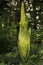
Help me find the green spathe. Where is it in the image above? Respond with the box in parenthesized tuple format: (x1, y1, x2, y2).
(18, 3, 31, 61)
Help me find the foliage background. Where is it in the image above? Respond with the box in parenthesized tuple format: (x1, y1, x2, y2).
(0, 0, 43, 65)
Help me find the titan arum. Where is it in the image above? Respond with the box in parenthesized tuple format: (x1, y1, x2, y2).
(18, 3, 31, 61)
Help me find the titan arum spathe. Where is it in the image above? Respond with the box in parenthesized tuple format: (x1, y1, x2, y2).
(18, 3, 31, 61)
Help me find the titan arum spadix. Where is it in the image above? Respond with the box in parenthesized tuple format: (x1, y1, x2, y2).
(18, 3, 31, 61)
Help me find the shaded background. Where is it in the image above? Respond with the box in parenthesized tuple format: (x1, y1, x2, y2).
(0, 0, 43, 65)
